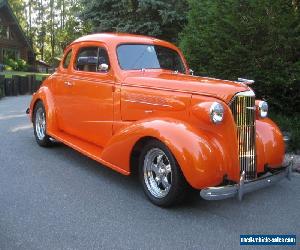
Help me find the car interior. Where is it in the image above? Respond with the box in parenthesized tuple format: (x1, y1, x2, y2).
(75, 47, 109, 72)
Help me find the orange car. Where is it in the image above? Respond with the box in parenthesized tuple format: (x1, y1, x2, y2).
(27, 33, 291, 206)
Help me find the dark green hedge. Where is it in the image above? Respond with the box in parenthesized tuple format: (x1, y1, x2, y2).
(180, 0, 300, 116)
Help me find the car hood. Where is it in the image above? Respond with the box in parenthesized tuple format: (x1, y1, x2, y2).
(123, 72, 251, 103)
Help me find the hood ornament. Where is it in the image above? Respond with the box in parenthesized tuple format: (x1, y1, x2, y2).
(238, 78, 255, 85)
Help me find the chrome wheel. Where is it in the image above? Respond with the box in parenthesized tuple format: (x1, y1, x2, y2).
(143, 148, 172, 199)
(35, 107, 46, 140)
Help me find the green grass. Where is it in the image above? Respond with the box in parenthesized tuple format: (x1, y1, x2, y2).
(0, 71, 50, 81)
(270, 113, 300, 152)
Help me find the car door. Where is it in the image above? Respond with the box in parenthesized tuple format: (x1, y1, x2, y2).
(52, 48, 75, 131)
(63, 44, 114, 147)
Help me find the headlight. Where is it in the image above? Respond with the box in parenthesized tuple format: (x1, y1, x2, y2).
(258, 101, 268, 118)
(210, 102, 224, 123)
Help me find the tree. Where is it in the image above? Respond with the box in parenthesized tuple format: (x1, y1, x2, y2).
(9, 0, 90, 64)
(80, 0, 188, 43)
(8, 0, 27, 29)
(180, 0, 300, 114)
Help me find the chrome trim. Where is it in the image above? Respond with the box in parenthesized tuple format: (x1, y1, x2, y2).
(230, 92, 256, 180)
(238, 78, 255, 84)
(200, 164, 292, 201)
(210, 102, 224, 124)
(143, 148, 172, 199)
(35, 107, 46, 140)
(258, 100, 268, 118)
(238, 171, 245, 201)
(235, 89, 255, 96)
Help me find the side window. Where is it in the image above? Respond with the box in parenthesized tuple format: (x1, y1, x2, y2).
(75, 46, 110, 73)
(63, 49, 72, 69)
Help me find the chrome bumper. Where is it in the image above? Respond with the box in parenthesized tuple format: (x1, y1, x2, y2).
(200, 163, 292, 201)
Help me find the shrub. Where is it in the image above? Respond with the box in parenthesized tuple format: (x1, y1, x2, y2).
(4, 58, 18, 70)
(16, 59, 28, 71)
(4, 65, 13, 71)
(3, 58, 28, 71)
(180, 0, 300, 116)
(270, 113, 300, 152)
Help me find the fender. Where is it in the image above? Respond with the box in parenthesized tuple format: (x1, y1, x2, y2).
(29, 79, 58, 133)
(256, 118, 285, 172)
(101, 118, 229, 189)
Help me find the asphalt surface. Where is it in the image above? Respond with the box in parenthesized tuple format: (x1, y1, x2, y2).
(0, 95, 299, 250)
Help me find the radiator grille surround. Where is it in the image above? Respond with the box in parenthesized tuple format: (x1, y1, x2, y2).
(230, 90, 256, 180)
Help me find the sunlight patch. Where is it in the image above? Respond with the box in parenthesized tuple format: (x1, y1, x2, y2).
(0, 114, 27, 120)
(10, 124, 32, 132)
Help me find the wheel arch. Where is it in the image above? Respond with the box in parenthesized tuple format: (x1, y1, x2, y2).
(130, 136, 162, 175)
(29, 86, 58, 133)
(31, 98, 43, 122)
(101, 118, 226, 189)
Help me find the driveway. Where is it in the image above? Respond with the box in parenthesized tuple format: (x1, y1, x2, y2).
(0, 95, 299, 250)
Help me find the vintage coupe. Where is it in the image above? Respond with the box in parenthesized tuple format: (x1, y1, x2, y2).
(27, 33, 291, 206)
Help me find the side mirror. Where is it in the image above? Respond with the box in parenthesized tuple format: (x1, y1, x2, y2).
(189, 69, 194, 76)
(98, 63, 109, 72)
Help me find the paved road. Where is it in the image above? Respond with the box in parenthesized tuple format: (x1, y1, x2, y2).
(0, 95, 299, 250)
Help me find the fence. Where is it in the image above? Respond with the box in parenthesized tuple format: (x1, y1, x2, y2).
(0, 75, 48, 98)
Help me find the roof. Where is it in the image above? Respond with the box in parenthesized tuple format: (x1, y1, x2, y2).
(0, 0, 5, 8)
(36, 59, 50, 67)
(0, 0, 34, 54)
(70, 33, 177, 49)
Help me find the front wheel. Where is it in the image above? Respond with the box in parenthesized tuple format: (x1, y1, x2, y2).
(139, 140, 188, 207)
(33, 101, 52, 147)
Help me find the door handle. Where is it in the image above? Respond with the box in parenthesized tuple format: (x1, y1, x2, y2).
(64, 81, 73, 87)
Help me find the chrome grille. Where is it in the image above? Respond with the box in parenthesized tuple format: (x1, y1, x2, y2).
(230, 91, 256, 180)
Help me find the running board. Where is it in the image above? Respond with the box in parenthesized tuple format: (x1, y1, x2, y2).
(48, 130, 130, 175)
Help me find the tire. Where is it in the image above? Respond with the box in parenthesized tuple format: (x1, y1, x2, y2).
(33, 101, 52, 147)
(139, 139, 188, 207)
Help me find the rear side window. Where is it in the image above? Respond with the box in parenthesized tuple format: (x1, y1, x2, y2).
(74, 47, 110, 72)
(63, 50, 72, 69)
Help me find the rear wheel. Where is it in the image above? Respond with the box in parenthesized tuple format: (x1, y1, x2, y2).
(139, 140, 187, 207)
(33, 101, 52, 147)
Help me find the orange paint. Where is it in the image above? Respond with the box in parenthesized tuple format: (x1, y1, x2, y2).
(28, 33, 285, 189)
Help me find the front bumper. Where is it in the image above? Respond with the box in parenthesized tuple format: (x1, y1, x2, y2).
(200, 163, 292, 201)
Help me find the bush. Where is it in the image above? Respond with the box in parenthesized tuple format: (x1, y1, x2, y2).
(4, 58, 18, 70)
(270, 113, 300, 152)
(180, 0, 300, 116)
(16, 59, 28, 71)
(3, 58, 28, 71)
(4, 65, 13, 71)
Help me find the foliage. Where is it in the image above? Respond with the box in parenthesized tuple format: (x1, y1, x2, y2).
(7, 0, 28, 29)
(270, 113, 300, 152)
(4, 58, 28, 71)
(80, 0, 188, 43)
(4, 65, 13, 71)
(180, 0, 300, 115)
(8, 0, 91, 64)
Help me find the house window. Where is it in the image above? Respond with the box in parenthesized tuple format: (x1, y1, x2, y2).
(2, 48, 20, 60)
(0, 18, 12, 40)
(0, 24, 9, 39)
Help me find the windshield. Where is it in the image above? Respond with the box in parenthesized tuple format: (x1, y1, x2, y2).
(117, 44, 186, 74)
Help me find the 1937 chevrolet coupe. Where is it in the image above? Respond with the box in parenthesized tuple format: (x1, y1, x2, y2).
(27, 33, 291, 206)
